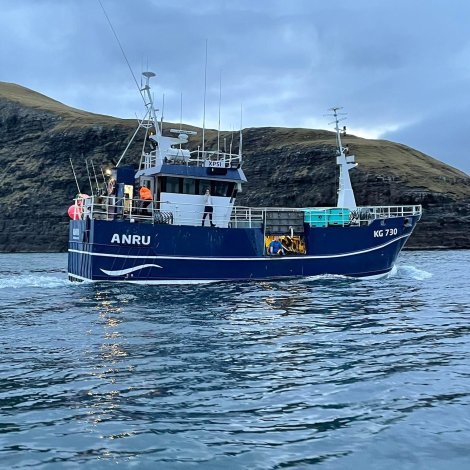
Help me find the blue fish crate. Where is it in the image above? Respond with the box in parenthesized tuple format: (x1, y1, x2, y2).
(327, 208, 351, 226)
(303, 208, 351, 227)
(303, 209, 328, 227)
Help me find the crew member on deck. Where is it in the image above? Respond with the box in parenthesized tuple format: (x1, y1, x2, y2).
(139, 185, 153, 214)
(107, 177, 117, 217)
(107, 177, 116, 196)
(269, 236, 285, 256)
(202, 189, 215, 227)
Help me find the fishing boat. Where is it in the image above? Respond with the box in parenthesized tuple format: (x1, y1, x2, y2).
(67, 72, 421, 283)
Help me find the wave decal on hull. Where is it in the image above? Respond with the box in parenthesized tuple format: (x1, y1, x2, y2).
(100, 264, 163, 276)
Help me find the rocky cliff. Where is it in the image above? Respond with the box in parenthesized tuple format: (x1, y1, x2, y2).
(1, 82, 469, 252)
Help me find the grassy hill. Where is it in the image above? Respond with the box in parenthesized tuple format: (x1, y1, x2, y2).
(1, 81, 470, 251)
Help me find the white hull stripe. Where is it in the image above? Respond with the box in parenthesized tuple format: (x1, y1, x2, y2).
(100, 264, 163, 276)
(69, 233, 409, 261)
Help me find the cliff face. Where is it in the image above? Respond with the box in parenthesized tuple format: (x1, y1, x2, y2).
(235, 128, 470, 250)
(1, 82, 469, 252)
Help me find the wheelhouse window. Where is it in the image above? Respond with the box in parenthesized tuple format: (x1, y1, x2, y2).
(213, 181, 234, 197)
(199, 180, 212, 195)
(159, 176, 235, 197)
(183, 178, 196, 194)
(164, 176, 181, 193)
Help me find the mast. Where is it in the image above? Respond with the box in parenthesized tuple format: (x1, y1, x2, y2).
(141, 71, 160, 135)
(329, 107, 357, 208)
(116, 72, 158, 168)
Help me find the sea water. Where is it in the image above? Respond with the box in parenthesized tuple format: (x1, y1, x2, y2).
(0, 251, 469, 469)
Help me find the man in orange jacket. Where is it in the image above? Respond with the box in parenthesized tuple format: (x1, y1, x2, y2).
(139, 186, 152, 201)
(139, 185, 153, 214)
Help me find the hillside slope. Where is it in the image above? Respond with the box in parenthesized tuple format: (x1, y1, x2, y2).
(1, 82, 469, 252)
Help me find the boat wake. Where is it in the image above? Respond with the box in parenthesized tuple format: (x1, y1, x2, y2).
(297, 273, 350, 283)
(0, 274, 70, 290)
(396, 264, 433, 280)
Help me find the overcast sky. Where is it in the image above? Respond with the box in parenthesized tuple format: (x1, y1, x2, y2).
(1, 0, 469, 174)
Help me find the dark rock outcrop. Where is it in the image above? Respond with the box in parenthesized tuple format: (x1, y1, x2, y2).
(1, 82, 469, 252)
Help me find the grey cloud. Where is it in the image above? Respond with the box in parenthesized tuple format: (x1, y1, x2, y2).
(0, 0, 468, 174)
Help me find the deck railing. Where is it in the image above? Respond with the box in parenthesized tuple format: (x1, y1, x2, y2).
(71, 195, 421, 228)
(229, 205, 422, 228)
(140, 149, 243, 169)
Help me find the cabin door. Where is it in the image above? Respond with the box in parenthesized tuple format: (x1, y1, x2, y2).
(140, 177, 154, 194)
(139, 177, 155, 214)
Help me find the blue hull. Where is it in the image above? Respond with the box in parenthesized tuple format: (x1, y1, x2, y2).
(68, 216, 418, 282)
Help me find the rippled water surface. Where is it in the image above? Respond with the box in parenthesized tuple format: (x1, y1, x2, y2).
(1, 251, 469, 469)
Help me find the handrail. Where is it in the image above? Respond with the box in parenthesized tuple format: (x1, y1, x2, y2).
(72, 195, 422, 228)
(140, 148, 243, 169)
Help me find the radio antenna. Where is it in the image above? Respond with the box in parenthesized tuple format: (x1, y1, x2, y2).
(85, 157, 94, 196)
(69, 157, 81, 194)
(180, 92, 183, 149)
(230, 125, 234, 154)
(239, 104, 243, 157)
(160, 93, 165, 133)
(202, 39, 208, 153)
(217, 70, 222, 154)
(97, 0, 146, 107)
(89, 158, 100, 194)
(179, 92, 183, 128)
